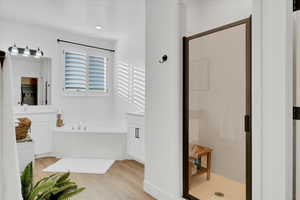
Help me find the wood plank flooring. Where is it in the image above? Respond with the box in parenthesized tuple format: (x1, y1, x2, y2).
(34, 157, 155, 200)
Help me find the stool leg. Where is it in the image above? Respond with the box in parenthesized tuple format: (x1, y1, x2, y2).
(207, 152, 211, 180)
(189, 161, 192, 187)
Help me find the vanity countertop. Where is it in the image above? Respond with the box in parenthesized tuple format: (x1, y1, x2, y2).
(14, 105, 57, 115)
(126, 112, 144, 117)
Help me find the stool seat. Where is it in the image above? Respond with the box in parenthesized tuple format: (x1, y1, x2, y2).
(189, 145, 213, 186)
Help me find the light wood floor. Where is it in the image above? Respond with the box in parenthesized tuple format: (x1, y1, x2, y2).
(34, 157, 155, 200)
(189, 173, 246, 200)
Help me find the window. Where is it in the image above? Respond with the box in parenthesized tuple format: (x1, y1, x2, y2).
(64, 51, 108, 95)
(117, 63, 145, 112)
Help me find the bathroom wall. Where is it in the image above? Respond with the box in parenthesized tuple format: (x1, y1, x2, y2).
(145, 0, 182, 199)
(182, 0, 252, 35)
(0, 18, 119, 127)
(113, 0, 146, 128)
(0, 65, 3, 199)
(181, 0, 251, 186)
(189, 24, 246, 183)
(293, 11, 300, 199)
(1, 57, 22, 200)
(144, 0, 251, 199)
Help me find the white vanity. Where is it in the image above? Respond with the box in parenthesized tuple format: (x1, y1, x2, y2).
(126, 112, 145, 163)
(14, 106, 57, 156)
(10, 55, 55, 171)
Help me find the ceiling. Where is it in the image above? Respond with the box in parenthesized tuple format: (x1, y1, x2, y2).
(0, 0, 145, 40)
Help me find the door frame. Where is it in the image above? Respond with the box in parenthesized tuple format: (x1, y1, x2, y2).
(182, 17, 252, 200)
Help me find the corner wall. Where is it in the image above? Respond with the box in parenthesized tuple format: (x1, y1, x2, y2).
(145, 0, 182, 199)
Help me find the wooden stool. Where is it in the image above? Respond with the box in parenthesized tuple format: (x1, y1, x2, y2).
(189, 145, 212, 186)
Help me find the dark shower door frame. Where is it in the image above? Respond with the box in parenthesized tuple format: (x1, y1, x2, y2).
(182, 17, 252, 200)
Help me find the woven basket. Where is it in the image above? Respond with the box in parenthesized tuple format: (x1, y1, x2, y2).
(15, 118, 31, 140)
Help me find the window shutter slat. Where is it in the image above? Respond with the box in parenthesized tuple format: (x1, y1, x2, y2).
(88, 56, 107, 91)
(133, 67, 145, 112)
(65, 52, 87, 90)
(117, 63, 131, 101)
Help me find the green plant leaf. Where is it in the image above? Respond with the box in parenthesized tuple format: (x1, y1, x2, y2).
(56, 172, 70, 184)
(21, 164, 84, 200)
(29, 176, 59, 200)
(21, 162, 33, 200)
(57, 187, 85, 200)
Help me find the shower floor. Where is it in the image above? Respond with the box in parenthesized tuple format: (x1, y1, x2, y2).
(189, 173, 246, 200)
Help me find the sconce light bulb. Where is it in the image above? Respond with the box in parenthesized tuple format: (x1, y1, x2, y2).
(11, 43, 18, 55)
(23, 46, 30, 57)
(35, 48, 42, 58)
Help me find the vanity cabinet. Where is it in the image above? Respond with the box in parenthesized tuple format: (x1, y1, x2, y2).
(17, 140, 34, 172)
(126, 113, 145, 163)
(15, 107, 56, 156)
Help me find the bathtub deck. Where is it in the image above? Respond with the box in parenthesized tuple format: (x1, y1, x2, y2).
(34, 157, 155, 200)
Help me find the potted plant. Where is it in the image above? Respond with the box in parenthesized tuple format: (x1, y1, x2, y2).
(21, 162, 85, 200)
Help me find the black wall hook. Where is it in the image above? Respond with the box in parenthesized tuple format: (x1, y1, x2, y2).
(0, 50, 5, 68)
(159, 55, 168, 63)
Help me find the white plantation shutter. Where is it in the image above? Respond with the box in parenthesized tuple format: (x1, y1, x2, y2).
(88, 56, 107, 91)
(133, 67, 145, 111)
(117, 63, 145, 112)
(64, 50, 109, 94)
(64, 52, 88, 90)
(117, 63, 131, 100)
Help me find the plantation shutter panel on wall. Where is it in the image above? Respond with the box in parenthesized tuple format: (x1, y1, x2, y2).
(117, 63, 131, 100)
(88, 56, 107, 91)
(64, 52, 87, 90)
(133, 67, 145, 112)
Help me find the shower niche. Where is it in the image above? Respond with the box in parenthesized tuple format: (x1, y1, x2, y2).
(10, 56, 52, 106)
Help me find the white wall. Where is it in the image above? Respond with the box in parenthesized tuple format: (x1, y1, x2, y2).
(144, 0, 182, 199)
(1, 57, 22, 200)
(145, 1, 252, 199)
(294, 11, 300, 200)
(259, 0, 293, 198)
(189, 24, 246, 183)
(0, 66, 3, 200)
(0, 19, 119, 127)
(113, 0, 146, 128)
(182, 0, 252, 35)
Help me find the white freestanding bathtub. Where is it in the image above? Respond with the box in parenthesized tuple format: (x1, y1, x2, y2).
(53, 126, 127, 160)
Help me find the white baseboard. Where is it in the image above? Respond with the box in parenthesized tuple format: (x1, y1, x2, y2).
(35, 152, 56, 159)
(144, 180, 183, 200)
(126, 154, 145, 164)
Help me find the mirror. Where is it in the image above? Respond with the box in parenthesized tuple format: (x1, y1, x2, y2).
(21, 77, 38, 105)
(11, 56, 52, 106)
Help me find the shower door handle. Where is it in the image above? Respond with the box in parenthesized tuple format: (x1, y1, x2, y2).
(244, 115, 251, 132)
(293, 106, 300, 120)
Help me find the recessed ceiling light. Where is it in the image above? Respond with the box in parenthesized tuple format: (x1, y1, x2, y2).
(95, 25, 103, 30)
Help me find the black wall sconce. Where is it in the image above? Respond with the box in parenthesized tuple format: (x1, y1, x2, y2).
(0, 50, 5, 68)
(159, 54, 168, 63)
(8, 43, 44, 58)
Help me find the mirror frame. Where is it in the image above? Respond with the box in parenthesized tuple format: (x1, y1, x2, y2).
(182, 17, 252, 200)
